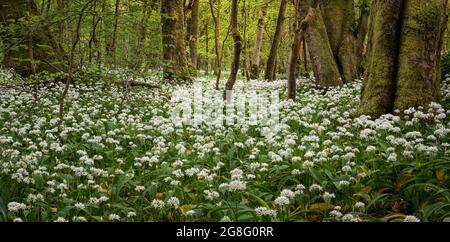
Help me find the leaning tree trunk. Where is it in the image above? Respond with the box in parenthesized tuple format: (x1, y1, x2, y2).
(302, 2, 342, 87)
(358, 0, 448, 118)
(161, 0, 191, 82)
(0, 0, 65, 77)
(264, 0, 287, 81)
(188, 0, 199, 69)
(224, 0, 242, 94)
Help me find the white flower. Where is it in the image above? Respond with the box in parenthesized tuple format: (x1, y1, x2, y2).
(355, 202, 365, 210)
(73, 216, 87, 222)
(280, 189, 295, 199)
(342, 214, 354, 222)
(255, 207, 277, 217)
(274, 196, 290, 206)
(403, 215, 420, 222)
(109, 214, 121, 221)
(54, 217, 68, 222)
(387, 153, 397, 162)
(151, 199, 165, 209)
(229, 180, 247, 191)
(127, 211, 137, 218)
(330, 210, 343, 218)
(342, 165, 352, 172)
(186, 210, 195, 216)
(309, 184, 323, 192)
(323, 192, 335, 201)
(167, 197, 180, 208)
(7, 202, 27, 213)
(13, 218, 23, 222)
(220, 216, 232, 222)
(74, 203, 85, 210)
(134, 185, 145, 192)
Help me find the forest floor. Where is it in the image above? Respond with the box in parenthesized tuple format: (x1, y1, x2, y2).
(1, 70, 450, 222)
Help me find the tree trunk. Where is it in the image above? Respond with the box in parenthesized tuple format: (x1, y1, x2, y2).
(264, 0, 287, 81)
(355, 2, 370, 74)
(0, 0, 65, 77)
(136, 0, 149, 71)
(320, 0, 356, 83)
(250, 0, 268, 80)
(224, 0, 242, 94)
(288, 0, 318, 100)
(358, 0, 448, 117)
(394, 0, 448, 110)
(209, 0, 222, 89)
(303, 2, 342, 87)
(161, 0, 191, 82)
(107, 0, 120, 66)
(188, 0, 199, 69)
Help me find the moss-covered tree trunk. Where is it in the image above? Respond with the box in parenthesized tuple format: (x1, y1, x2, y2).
(358, 0, 448, 117)
(161, 0, 190, 82)
(320, 0, 369, 83)
(264, 0, 287, 81)
(249, 0, 268, 80)
(188, 0, 199, 69)
(0, 0, 64, 77)
(394, 0, 447, 110)
(302, 2, 342, 87)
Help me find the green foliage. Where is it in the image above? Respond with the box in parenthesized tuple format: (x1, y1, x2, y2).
(441, 51, 450, 78)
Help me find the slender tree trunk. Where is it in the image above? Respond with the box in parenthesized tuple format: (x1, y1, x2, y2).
(288, 0, 317, 100)
(264, 0, 287, 81)
(188, 0, 199, 69)
(136, 0, 149, 71)
(302, 37, 308, 76)
(88, 0, 98, 64)
(209, 0, 222, 89)
(224, 0, 242, 95)
(58, 1, 90, 131)
(355, 3, 370, 75)
(108, 0, 120, 66)
(250, 0, 268, 80)
(161, 0, 191, 82)
(358, 0, 448, 117)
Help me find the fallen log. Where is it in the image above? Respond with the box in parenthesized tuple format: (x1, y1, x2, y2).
(112, 79, 161, 89)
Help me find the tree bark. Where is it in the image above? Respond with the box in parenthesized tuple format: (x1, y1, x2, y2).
(161, 0, 191, 82)
(0, 0, 65, 77)
(107, 0, 120, 66)
(264, 0, 287, 81)
(355, 2, 370, 74)
(394, 0, 448, 110)
(136, 0, 149, 71)
(224, 0, 242, 94)
(320, 0, 356, 83)
(188, 0, 199, 69)
(250, 0, 268, 80)
(358, 0, 448, 117)
(209, 0, 222, 89)
(358, 0, 403, 117)
(302, 2, 342, 87)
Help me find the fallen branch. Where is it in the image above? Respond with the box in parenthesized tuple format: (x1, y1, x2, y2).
(112, 79, 161, 89)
